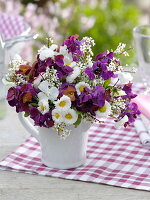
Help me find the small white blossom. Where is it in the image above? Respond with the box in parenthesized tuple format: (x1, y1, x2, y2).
(43, 67, 60, 87)
(10, 54, 26, 71)
(114, 43, 126, 55)
(123, 51, 129, 56)
(111, 98, 126, 113)
(53, 123, 72, 139)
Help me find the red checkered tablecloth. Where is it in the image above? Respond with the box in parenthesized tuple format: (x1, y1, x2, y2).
(0, 12, 29, 40)
(0, 83, 150, 191)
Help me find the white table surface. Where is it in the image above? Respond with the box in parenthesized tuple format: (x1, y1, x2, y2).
(0, 74, 150, 200)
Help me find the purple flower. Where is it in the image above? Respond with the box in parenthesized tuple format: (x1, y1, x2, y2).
(29, 107, 54, 128)
(122, 83, 137, 100)
(7, 87, 20, 107)
(118, 102, 140, 127)
(84, 67, 95, 80)
(90, 61, 115, 80)
(7, 84, 38, 113)
(54, 55, 64, 67)
(57, 65, 73, 80)
(92, 85, 105, 107)
(74, 85, 105, 115)
(63, 34, 83, 61)
(96, 51, 114, 61)
(96, 51, 108, 60)
(36, 56, 54, 74)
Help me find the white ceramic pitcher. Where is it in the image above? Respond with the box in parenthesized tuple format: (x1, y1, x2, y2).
(18, 113, 91, 169)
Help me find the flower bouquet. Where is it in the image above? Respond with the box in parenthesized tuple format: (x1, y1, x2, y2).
(2, 35, 140, 169)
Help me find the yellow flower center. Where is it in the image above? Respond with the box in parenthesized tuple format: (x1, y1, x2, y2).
(99, 105, 106, 113)
(59, 101, 66, 107)
(69, 92, 74, 95)
(55, 113, 60, 119)
(40, 104, 46, 111)
(65, 113, 73, 119)
(58, 128, 63, 132)
(79, 86, 86, 92)
(65, 62, 71, 66)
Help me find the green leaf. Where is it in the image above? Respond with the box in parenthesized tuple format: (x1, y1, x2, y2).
(73, 114, 82, 128)
(103, 79, 111, 88)
(28, 103, 38, 108)
(24, 112, 30, 117)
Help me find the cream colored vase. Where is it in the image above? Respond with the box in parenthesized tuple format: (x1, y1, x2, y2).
(18, 113, 91, 169)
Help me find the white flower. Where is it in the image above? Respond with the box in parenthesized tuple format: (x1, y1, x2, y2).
(66, 66, 81, 83)
(96, 101, 111, 118)
(38, 45, 58, 61)
(2, 78, 16, 89)
(115, 115, 128, 129)
(114, 43, 126, 54)
(10, 54, 26, 70)
(116, 72, 133, 84)
(50, 44, 58, 51)
(38, 80, 59, 102)
(63, 109, 78, 125)
(54, 95, 71, 111)
(75, 82, 90, 95)
(38, 99, 49, 114)
(52, 109, 63, 123)
(59, 45, 74, 64)
(59, 45, 68, 56)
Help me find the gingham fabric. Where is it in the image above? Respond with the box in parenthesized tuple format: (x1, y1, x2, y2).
(0, 12, 28, 40)
(1, 83, 150, 191)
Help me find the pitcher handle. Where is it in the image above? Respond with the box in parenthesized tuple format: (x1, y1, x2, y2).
(18, 112, 40, 142)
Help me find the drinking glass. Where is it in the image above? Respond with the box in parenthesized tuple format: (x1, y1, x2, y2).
(133, 25, 150, 93)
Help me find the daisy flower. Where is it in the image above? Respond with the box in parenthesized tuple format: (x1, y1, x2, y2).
(75, 82, 90, 95)
(63, 109, 78, 125)
(38, 99, 49, 114)
(115, 115, 128, 128)
(54, 95, 71, 111)
(66, 66, 81, 83)
(52, 109, 63, 124)
(96, 101, 111, 118)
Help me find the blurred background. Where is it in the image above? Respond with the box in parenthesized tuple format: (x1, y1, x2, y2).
(0, 0, 150, 63)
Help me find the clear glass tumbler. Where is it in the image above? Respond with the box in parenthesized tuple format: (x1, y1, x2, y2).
(133, 25, 150, 93)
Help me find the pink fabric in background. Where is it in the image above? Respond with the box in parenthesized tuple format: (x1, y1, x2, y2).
(0, 12, 28, 40)
(133, 94, 150, 120)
